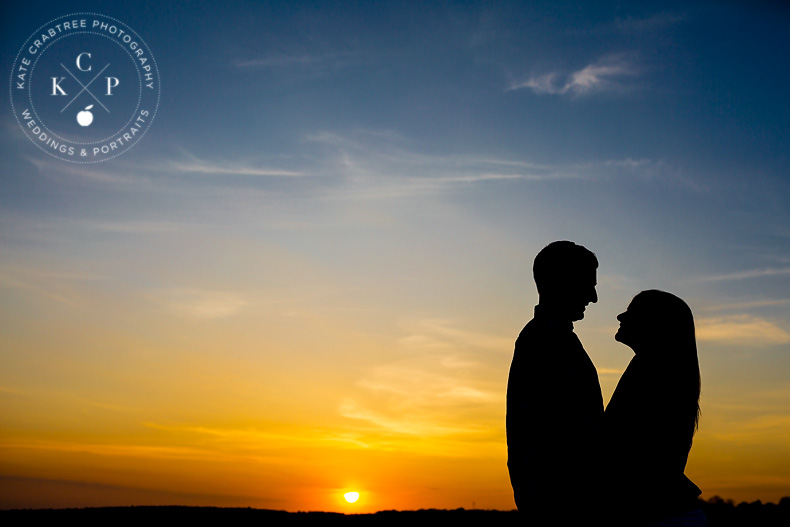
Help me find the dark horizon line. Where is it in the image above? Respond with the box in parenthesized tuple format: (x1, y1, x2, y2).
(3, 495, 790, 513)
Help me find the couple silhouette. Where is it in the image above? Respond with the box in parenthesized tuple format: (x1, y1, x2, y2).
(506, 241, 707, 526)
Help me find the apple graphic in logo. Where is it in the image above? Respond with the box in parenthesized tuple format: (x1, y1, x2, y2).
(77, 105, 94, 127)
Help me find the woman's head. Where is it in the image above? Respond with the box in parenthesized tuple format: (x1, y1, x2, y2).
(616, 289, 701, 430)
(615, 290, 695, 353)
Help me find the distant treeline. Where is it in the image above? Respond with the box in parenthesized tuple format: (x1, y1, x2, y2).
(702, 496, 790, 527)
(2, 497, 789, 526)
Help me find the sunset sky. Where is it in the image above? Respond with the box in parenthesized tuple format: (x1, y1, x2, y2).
(1, 0, 789, 512)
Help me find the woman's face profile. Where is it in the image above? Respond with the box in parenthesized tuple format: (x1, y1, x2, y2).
(615, 296, 650, 350)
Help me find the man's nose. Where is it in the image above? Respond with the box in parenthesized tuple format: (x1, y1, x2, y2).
(590, 288, 598, 304)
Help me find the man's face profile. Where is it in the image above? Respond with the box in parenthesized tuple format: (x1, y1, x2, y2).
(569, 268, 598, 321)
(533, 241, 598, 321)
(544, 267, 598, 321)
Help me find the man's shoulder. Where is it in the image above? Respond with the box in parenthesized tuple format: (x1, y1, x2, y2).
(513, 315, 591, 371)
(512, 318, 557, 372)
(515, 316, 555, 348)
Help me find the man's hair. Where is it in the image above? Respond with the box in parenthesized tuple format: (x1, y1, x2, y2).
(533, 241, 598, 295)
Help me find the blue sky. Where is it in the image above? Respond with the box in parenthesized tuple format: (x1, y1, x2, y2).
(1, 0, 789, 510)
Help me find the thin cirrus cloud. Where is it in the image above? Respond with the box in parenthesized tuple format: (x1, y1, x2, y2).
(702, 298, 790, 312)
(0, 438, 235, 463)
(0, 264, 106, 308)
(613, 12, 687, 33)
(144, 422, 361, 451)
(696, 315, 790, 346)
(337, 398, 488, 443)
(309, 131, 663, 200)
(232, 51, 364, 70)
(152, 288, 249, 320)
(509, 54, 638, 96)
(24, 156, 142, 185)
(356, 364, 494, 406)
(25, 151, 304, 182)
(696, 267, 790, 283)
(85, 221, 183, 234)
(168, 158, 303, 178)
(711, 415, 790, 446)
(337, 318, 504, 448)
(397, 318, 513, 353)
(21, 131, 664, 202)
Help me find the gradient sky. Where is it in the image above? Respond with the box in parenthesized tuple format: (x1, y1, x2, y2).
(1, 0, 789, 512)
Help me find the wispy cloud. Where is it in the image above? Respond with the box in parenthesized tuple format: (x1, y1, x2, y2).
(338, 397, 487, 439)
(232, 51, 364, 70)
(152, 288, 248, 320)
(356, 364, 494, 406)
(702, 299, 790, 312)
(0, 265, 106, 307)
(398, 318, 513, 353)
(696, 267, 790, 283)
(307, 130, 661, 200)
(168, 155, 303, 178)
(696, 315, 790, 346)
(509, 54, 638, 96)
(25, 149, 304, 186)
(0, 438, 234, 463)
(337, 318, 507, 452)
(25, 156, 144, 186)
(144, 422, 365, 451)
(614, 12, 687, 33)
(86, 221, 183, 234)
(21, 131, 663, 203)
(711, 415, 790, 445)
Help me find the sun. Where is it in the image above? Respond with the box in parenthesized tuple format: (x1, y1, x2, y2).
(344, 491, 360, 503)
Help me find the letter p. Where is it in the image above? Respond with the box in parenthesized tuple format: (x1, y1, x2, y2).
(106, 77, 120, 95)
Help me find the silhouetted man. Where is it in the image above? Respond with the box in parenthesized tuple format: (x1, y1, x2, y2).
(507, 241, 603, 522)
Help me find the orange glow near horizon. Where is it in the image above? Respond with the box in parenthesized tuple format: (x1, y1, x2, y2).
(1, 298, 789, 511)
(1, 275, 789, 512)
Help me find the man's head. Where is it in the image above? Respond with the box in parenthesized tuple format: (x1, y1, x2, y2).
(533, 241, 598, 321)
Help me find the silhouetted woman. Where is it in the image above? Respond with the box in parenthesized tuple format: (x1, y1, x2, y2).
(605, 290, 708, 526)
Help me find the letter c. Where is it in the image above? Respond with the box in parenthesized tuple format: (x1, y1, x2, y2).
(76, 52, 91, 71)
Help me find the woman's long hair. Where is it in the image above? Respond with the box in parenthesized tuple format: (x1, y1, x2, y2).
(632, 290, 702, 432)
